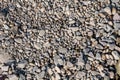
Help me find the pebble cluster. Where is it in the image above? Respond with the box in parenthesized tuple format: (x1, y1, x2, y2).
(0, 0, 120, 80)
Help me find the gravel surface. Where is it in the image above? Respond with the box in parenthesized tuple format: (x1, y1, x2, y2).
(0, 0, 120, 80)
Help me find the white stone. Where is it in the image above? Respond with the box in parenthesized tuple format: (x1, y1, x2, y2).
(1, 66, 9, 71)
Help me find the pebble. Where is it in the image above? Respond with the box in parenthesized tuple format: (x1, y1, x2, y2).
(34, 42, 42, 50)
(109, 72, 114, 79)
(55, 66, 61, 73)
(55, 72, 60, 80)
(3, 24, 9, 29)
(14, 38, 22, 44)
(111, 0, 119, 2)
(19, 74, 25, 80)
(58, 47, 67, 53)
(0, 53, 11, 63)
(17, 62, 27, 69)
(86, 63, 91, 70)
(9, 75, 18, 80)
(112, 51, 119, 60)
(75, 71, 86, 79)
(1, 66, 9, 71)
(113, 13, 120, 21)
(114, 22, 120, 29)
(112, 7, 117, 15)
(104, 7, 111, 15)
(39, 30, 45, 36)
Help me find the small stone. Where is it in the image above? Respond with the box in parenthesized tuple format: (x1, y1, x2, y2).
(17, 61, 27, 69)
(113, 22, 120, 30)
(1, 66, 9, 71)
(112, 0, 119, 2)
(19, 74, 25, 80)
(39, 30, 45, 36)
(58, 47, 67, 53)
(109, 72, 114, 79)
(34, 42, 42, 50)
(48, 68, 53, 75)
(0, 53, 11, 63)
(85, 64, 91, 70)
(3, 24, 9, 29)
(36, 71, 45, 79)
(67, 61, 73, 68)
(113, 13, 120, 21)
(98, 12, 105, 18)
(76, 71, 86, 78)
(112, 7, 117, 15)
(116, 58, 120, 76)
(112, 51, 119, 60)
(104, 7, 111, 15)
(14, 38, 22, 44)
(97, 65, 103, 72)
(95, 53, 101, 60)
(55, 73, 60, 80)
(55, 66, 61, 73)
(87, 31, 93, 37)
(9, 75, 18, 80)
